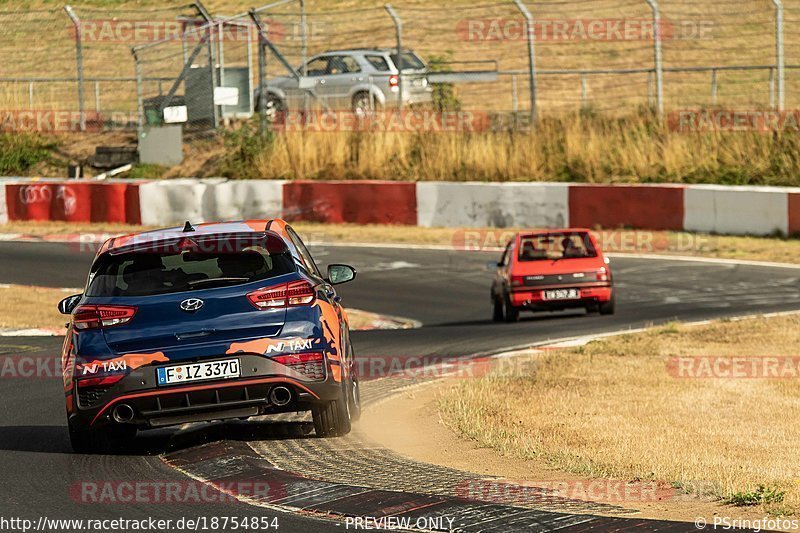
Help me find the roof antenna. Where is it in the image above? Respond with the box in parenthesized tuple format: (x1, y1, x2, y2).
(182, 221, 195, 232)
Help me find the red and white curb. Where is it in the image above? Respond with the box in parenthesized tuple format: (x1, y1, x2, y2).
(5, 178, 800, 237)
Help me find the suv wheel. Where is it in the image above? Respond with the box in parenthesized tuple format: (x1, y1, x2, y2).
(257, 93, 285, 121)
(352, 91, 379, 117)
(312, 381, 352, 438)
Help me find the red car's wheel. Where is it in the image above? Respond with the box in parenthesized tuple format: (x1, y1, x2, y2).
(503, 293, 519, 323)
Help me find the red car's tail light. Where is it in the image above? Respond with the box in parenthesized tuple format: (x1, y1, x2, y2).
(272, 352, 325, 380)
(510, 275, 525, 287)
(76, 373, 126, 389)
(247, 280, 316, 309)
(73, 305, 137, 330)
(596, 267, 609, 281)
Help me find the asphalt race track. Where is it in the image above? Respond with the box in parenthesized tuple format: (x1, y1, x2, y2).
(1, 241, 799, 531)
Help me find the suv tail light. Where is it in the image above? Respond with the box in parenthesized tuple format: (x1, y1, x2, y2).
(272, 352, 325, 380)
(73, 305, 137, 330)
(389, 74, 399, 89)
(247, 280, 316, 309)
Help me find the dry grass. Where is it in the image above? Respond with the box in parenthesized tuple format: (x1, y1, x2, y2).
(438, 315, 800, 514)
(220, 114, 800, 185)
(0, 284, 76, 330)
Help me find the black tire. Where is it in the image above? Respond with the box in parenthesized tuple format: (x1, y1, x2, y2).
(352, 91, 379, 117)
(503, 293, 519, 323)
(348, 375, 361, 423)
(492, 296, 504, 322)
(69, 421, 136, 454)
(599, 294, 616, 315)
(256, 93, 286, 122)
(312, 381, 352, 438)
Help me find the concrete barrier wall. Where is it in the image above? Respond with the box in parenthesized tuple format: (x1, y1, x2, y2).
(284, 181, 416, 224)
(684, 185, 789, 236)
(417, 182, 570, 228)
(3, 178, 800, 237)
(569, 185, 685, 231)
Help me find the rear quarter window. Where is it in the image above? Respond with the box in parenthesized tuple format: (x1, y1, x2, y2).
(365, 55, 391, 72)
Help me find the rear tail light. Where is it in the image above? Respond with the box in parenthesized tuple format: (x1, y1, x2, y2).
(388, 74, 399, 88)
(272, 352, 325, 380)
(247, 280, 316, 309)
(596, 267, 609, 281)
(510, 275, 525, 287)
(76, 373, 126, 389)
(73, 305, 137, 330)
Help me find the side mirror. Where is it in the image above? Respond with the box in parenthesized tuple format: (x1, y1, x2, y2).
(58, 294, 83, 315)
(327, 264, 357, 285)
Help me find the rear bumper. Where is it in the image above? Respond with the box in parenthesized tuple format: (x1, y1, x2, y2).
(69, 353, 343, 431)
(510, 285, 613, 310)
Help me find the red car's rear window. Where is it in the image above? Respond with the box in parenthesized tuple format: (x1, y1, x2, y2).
(518, 232, 597, 261)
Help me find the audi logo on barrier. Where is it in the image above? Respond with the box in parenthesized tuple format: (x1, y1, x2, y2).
(179, 298, 204, 312)
(17, 185, 77, 216)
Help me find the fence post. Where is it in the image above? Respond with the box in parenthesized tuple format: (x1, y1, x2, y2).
(64, 5, 86, 131)
(711, 68, 718, 105)
(512, 0, 537, 125)
(132, 49, 144, 132)
(250, 9, 269, 138)
(194, 2, 219, 129)
(384, 4, 403, 111)
(300, 0, 309, 114)
(772, 0, 785, 111)
(644, 0, 663, 115)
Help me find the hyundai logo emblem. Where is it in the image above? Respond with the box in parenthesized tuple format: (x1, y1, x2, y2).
(180, 298, 204, 312)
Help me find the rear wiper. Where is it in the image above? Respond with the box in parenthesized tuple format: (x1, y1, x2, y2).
(188, 277, 249, 288)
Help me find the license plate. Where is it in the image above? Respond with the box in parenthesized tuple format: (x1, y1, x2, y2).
(156, 359, 240, 386)
(543, 289, 580, 300)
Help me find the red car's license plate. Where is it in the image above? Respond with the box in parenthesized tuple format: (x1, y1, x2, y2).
(543, 289, 580, 300)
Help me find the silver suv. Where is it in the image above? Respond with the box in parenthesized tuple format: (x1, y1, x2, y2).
(255, 49, 433, 116)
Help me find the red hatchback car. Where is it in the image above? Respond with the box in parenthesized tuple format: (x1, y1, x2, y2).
(491, 229, 615, 322)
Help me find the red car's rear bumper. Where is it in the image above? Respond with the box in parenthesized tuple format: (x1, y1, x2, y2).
(510, 285, 613, 308)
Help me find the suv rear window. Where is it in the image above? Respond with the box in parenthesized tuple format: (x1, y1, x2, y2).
(518, 232, 597, 261)
(86, 246, 295, 297)
(389, 52, 425, 70)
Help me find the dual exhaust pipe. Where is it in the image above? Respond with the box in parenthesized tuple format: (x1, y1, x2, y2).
(111, 386, 293, 423)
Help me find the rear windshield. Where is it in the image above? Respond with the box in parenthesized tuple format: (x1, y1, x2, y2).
(518, 232, 597, 261)
(86, 247, 295, 297)
(390, 52, 425, 70)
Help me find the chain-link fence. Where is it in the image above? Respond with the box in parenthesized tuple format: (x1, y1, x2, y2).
(0, 0, 796, 134)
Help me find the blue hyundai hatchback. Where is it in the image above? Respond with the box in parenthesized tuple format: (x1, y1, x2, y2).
(58, 219, 360, 453)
